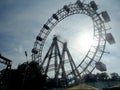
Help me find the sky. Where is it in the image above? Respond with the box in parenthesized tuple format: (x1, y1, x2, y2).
(0, 0, 120, 75)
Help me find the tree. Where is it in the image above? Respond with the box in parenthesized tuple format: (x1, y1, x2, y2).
(96, 72, 109, 81)
(84, 73, 97, 82)
(0, 61, 47, 90)
(110, 72, 120, 81)
(17, 61, 47, 90)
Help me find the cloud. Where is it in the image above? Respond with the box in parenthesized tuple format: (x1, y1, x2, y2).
(0, 0, 119, 75)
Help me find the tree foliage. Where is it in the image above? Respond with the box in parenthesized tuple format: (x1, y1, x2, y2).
(84, 72, 120, 82)
(0, 60, 120, 89)
(0, 61, 47, 90)
(110, 72, 120, 81)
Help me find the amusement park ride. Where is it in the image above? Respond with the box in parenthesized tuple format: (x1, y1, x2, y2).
(0, 0, 115, 88)
(31, 0, 115, 87)
(0, 54, 12, 69)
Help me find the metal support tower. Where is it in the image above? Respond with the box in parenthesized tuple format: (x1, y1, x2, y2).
(40, 36, 80, 87)
(62, 42, 81, 85)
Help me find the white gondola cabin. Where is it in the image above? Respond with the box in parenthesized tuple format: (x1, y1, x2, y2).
(90, 1, 98, 11)
(76, 0, 83, 8)
(63, 5, 70, 13)
(106, 33, 115, 45)
(43, 24, 50, 30)
(95, 62, 107, 71)
(32, 48, 38, 54)
(36, 36, 43, 41)
(101, 11, 111, 22)
(52, 14, 59, 20)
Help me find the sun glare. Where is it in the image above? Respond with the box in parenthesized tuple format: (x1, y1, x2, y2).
(74, 32, 94, 53)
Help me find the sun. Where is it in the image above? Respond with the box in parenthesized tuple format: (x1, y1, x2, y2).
(80, 33, 93, 50)
(73, 32, 94, 53)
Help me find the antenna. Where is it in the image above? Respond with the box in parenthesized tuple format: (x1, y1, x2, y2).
(24, 51, 28, 61)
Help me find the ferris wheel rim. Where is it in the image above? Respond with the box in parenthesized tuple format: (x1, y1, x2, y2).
(32, 1, 109, 76)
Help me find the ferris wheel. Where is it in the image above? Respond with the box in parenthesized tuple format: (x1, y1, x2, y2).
(31, 0, 115, 86)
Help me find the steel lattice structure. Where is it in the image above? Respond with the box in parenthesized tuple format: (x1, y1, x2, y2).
(40, 36, 81, 87)
(0, 54, 12, 69)
(31, 0, 111, 84)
